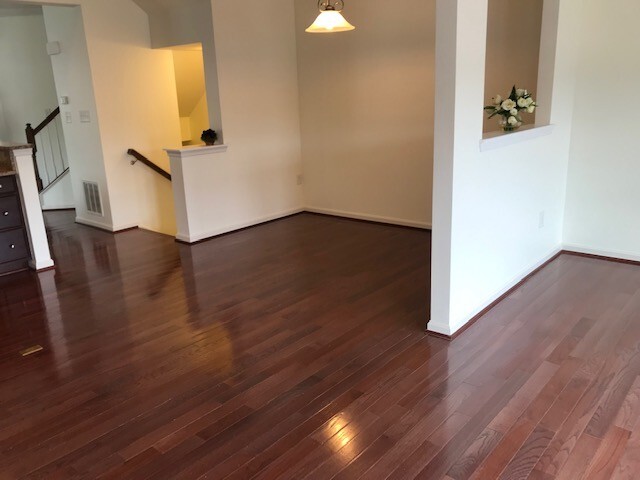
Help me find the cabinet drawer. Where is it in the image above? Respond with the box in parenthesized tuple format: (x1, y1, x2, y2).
(0, 176, 16, 195)
(0, 229, 29, 263)
(0, 196, 23, 230)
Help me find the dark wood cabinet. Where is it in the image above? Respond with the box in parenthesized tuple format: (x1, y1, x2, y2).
(0, 176, 17, 195)
(0, 175, 29, 275)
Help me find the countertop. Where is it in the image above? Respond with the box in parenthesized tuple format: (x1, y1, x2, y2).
(0, 143, 26, 176)
(0, 142, 32, 151)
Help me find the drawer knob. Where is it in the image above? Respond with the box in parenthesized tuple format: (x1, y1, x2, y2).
(3, 212, 8, 216)
(10, 244, 15, 249)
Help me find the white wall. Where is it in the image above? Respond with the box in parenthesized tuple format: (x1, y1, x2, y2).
(42, 5, 114, 228)
(0, 11, 58, 143)
(188, 93, 209, 145)
(81, 0, 182, 234)
(430, 0, 580, 336)
(170, 0, 305, 236)
(40, 0, 183, 234)
(563, 0, 640, 262)
(146, 0, 223, 141)
(0, 9, 74, 211)
(294, 0, 434, 228)
(41, 172, 75, 210)
(172, 49, 209, 145)
(136, 0, 305, 240)
(14, 0, 300, 238)
(484, 0, 543, 132)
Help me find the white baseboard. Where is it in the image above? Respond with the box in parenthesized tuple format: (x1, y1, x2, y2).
(177, 207, 305, 243)
(429, 244, 563, 337)
(29, 258, 55, 271)
(138, 224, 175, 237)
(427, 320, 454, 337)
(563, 244, 640, 263)
(42, 205, 75, 211)
(76, 216, 138, 233)
(304, 206, 432, 230)
(112, 223, 139, 232)
(76, 216, 111, 231)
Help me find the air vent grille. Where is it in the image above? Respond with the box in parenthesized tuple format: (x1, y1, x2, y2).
(83, 181, 103, 215)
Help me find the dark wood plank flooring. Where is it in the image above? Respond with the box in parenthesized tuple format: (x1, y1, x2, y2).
(1, 211, 639, 479)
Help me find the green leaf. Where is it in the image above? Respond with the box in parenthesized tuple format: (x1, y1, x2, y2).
(510, 85, 517, 101)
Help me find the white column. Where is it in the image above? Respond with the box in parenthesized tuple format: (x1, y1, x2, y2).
(429, 0, 462, 337)
(166, 149, 192, 243)
(13, 148, 55, 271)
(430, 0, 490, 337)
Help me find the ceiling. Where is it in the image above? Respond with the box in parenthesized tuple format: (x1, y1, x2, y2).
(0, 0, 42, 17)
(0, 0, 194, 18)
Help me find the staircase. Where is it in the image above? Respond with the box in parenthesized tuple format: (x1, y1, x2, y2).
(25, 107, 70, 194)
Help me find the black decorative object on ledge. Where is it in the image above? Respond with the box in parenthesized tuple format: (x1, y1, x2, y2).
(201, 129, 218, 146)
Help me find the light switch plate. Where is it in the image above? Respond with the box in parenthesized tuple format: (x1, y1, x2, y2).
(60, 96, 69, 105)
(65, 112, 73, 124)
(79, 110, 91, 123)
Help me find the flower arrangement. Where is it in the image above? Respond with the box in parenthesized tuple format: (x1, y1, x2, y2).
(484, 86, 537, 132)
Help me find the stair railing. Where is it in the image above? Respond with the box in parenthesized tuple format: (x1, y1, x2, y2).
(25, 107, 69, 193)
(127, 149, 172, 181)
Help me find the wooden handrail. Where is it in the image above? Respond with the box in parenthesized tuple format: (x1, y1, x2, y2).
(32, 107, 61, 136)
(25, 107, 60, 192)
(127, 149, 172, 181)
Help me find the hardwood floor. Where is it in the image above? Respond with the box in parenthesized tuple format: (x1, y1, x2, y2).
(0, 211, 639, 479)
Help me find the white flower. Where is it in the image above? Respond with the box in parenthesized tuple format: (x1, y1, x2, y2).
(516, 89, 526, 98)
(501, 99, 517, 111)
(526, 97, 534, 107)
(510, 108, 518, 116)
(517, 97, 528, 108)
(508, 116, 518, 126)
(494, 95, 503, 105)
(527, 105, 536, 113)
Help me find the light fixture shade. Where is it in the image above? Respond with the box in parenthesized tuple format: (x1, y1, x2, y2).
(305, 10, 355, 33)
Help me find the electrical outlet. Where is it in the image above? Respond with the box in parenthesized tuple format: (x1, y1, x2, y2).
(539, 211, 545, 229)
(297, 174, 304, 186)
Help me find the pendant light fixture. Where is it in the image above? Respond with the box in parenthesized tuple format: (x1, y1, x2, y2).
(306, 0, 355, 34)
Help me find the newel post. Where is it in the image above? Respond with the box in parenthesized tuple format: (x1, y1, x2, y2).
(25, 123, 43, 191)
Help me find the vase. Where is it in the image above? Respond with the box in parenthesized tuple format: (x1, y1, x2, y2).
(499, 117, 521, 132)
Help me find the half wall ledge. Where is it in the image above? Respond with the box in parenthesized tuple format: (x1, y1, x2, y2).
(164, 144, 228, 157)
(480, 124, 555, 152)
(164, 144, 230, 244)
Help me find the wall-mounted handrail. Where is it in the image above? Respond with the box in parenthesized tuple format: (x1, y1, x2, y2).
(127, 149, 172, 181)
